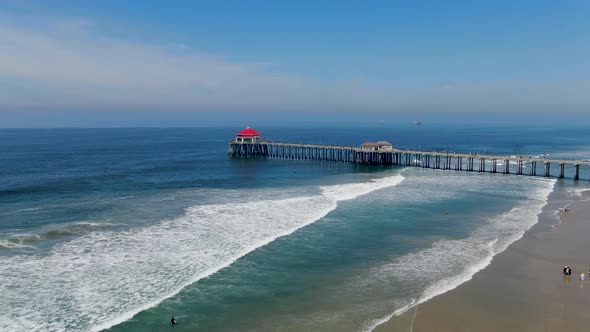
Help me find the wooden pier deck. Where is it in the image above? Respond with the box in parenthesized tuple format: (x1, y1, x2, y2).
(228, 141, 590, 180)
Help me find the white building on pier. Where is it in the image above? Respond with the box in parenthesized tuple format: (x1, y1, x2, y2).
(360, 141, 393, 151)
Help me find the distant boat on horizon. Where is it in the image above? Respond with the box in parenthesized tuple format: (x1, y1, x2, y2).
(415, 120, 423, 125)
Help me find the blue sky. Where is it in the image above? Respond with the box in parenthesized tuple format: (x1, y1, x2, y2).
(0, 1, 589, 126)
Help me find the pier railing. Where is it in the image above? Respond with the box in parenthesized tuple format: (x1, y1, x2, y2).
(228, 141, 590, 180)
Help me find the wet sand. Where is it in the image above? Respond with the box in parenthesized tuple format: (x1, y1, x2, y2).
(409, 188, 590, 332)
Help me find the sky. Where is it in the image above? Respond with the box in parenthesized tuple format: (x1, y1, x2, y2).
(0, 0, 589, 127)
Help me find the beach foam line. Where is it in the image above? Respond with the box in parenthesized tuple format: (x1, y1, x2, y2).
(0, 174, 404, 332)
(551, 187, 590, 228)
(569, 187, 590, 198)
(362, 178, 555, 332)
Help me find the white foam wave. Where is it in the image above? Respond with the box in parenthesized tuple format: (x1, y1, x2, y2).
(0, 222, 121, 251)
(363, 178, 555, 332)
(0, 240, 37, 250)
(16, 207, 41, 212)
(320, 175, 406, 201)
(114, 196, 135, 200)
(568, 187, 589, 198)
(0, 174, 404, 332)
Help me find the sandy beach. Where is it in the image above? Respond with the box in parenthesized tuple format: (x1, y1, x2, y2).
(406, 185, 590, 332)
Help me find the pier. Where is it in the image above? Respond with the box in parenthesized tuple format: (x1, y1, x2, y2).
(228, 128, 590, 181)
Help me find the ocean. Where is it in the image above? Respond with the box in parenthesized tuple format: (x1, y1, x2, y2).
(1, 124, 589, 332)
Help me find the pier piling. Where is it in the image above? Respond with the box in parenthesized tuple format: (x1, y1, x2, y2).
(559, 163, 565, 179)
(228, 141, 590, 180)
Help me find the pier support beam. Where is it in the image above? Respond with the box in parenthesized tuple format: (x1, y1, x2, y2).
(559, 163, 565, 179)
(230, 142, 590, 183)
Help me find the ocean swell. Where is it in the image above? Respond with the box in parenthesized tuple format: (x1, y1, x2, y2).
(0, 174, 404, 332)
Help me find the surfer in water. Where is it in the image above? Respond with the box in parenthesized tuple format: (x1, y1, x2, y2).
(171, 316, 177, 326)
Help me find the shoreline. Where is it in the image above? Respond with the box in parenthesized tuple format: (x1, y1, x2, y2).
(408, 183, 590, 332)
(371, 178, 558, 332)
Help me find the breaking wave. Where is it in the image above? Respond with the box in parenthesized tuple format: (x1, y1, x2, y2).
(362, 178, 555, 332)
(0, 175, 404, 332)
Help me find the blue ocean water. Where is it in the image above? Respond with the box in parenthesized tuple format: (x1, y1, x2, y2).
(1, 125, 589, 331)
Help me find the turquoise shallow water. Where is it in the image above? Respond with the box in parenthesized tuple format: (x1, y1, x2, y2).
(104, 170, 554, 332)
(0, 125, 589, 331)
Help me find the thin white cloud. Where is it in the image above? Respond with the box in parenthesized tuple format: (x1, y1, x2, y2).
(0, 15, 588, 112)
(0, 17, 393, 111)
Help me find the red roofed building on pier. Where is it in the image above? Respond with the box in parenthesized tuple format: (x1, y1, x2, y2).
(235, 127, 261, 143)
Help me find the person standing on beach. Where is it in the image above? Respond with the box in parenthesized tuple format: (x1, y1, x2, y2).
(581, 273, 585, 281)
